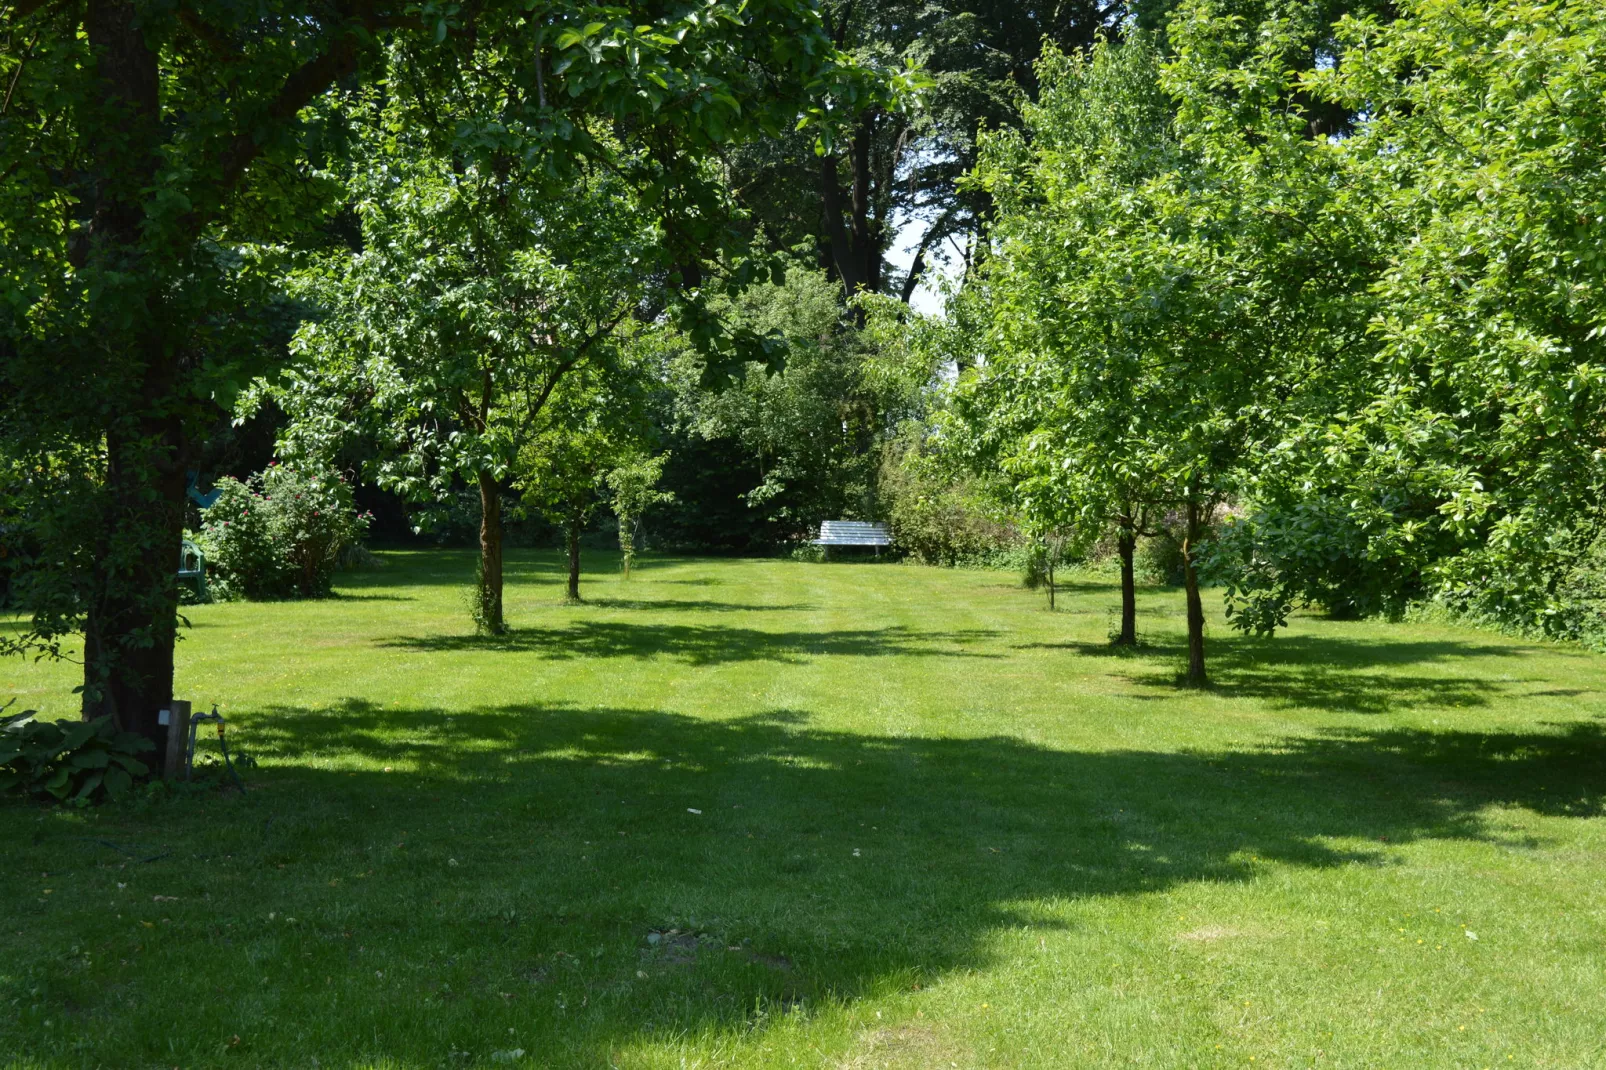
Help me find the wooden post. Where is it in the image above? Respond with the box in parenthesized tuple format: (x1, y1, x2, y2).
(162, 699, 192, 779)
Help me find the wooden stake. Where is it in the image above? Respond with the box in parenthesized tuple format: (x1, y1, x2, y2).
(162, 699, 192, 779)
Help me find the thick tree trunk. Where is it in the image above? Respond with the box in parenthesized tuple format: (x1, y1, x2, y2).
(1182, 500, 1208, 687)
(476, 470, 505, 634)
(70, 0, 372, 755)
(818, 114, 882, 303)
(820, 153, 869, 297)
(79, 0, 182, 757)
(619, 526, 635, 580)
(566, 523, 582, 602)
(1115, 527, 1137, 645)
(82, 422, 186, 749)
(849, 120, 879, 294)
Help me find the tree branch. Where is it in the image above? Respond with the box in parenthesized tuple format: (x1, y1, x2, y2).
(898, 208, 955, 304)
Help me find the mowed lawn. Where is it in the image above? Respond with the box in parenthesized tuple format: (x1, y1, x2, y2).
(3, 551, 1605, 1069)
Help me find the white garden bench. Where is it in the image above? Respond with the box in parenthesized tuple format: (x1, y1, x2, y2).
(811, 520, 892, 558)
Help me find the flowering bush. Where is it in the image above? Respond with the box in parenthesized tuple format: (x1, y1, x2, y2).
(198, 463, 368, 599)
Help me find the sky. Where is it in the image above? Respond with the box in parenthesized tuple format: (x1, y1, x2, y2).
(884, 211, 962, 317)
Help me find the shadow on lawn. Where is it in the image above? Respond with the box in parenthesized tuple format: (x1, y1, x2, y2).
(262, 705, 1603, 1026)
(377, 622, 1004, 665)
(581, 597, 818, 613)
(19, 701, 1606, 1063)
(1025, 634, 1529, 713)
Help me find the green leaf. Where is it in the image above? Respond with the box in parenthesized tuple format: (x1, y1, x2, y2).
(61, 720, 97, 751)
(109, 754, 150, 777)
(104, 767, 133, 800)
(71, 748, 111, 769)
(114, 732, 155, 754)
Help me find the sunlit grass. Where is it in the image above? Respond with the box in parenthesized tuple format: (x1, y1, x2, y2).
(3, 550, 1605, 1068)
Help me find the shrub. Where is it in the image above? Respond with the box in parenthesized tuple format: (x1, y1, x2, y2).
(878, 439, 1018, 566)
(1, 703, 155, 804)
(198, 463, 368, 599)
(1136, 534, 1186, 586)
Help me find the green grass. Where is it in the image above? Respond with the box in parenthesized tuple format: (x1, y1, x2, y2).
(3, 550, 1605, 1069)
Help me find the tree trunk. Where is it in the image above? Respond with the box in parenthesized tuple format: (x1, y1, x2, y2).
(82, 422, 186, 750)
(819, 153, 869, 298)
(566, 523, 582, 602)
(1115, 527, 1137, 646)
(1047, 557, 1055, 610)
(818, 113, 883, 304)
(849, 119, 880, 294)
(1182, 499, 1208, 687)
(476, 470, 505, 634)
(79, 0, 180, 756)
(69, 0, 371, 753)
(619, 524, 634, 580)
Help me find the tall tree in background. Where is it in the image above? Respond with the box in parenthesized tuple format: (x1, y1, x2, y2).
(731, 0, 1115, 302)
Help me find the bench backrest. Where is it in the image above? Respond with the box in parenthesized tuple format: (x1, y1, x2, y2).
(178, 539, 205, 576)
(816, 520, 892, 545)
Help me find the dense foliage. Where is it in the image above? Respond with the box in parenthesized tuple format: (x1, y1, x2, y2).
(1199, 0, 1606, 645)
(923, 0, 1606, 675)
(655, 269, 915, 549)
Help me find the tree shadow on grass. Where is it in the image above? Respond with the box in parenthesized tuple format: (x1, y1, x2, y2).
(20, 700, 1600, 1064)
(581, 597, 818, 613)
(376, 622, 1005, 666)
(1024, 634, 1529, 713)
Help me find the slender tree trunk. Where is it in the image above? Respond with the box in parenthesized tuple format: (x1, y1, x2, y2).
(1115, 527, 1137, 646)
(1182, 499, 1208, 687)
(619, 523, 634, 580)
(1047, 557, 1055, 610)
(476, 470, 505, 634)
(566, 522, 582, 602)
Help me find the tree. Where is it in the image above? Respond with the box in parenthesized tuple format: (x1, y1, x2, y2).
(606, 453, 675, 580)
(514, 365, 648, 603)
(729, 0, 1112, 302)
(1, 0, 421, 743)
(948, 28, 1364, 683)
(664, 268, 910, 544)
(280, 101, 652, 633)
(1185, 0, 1606, 643)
